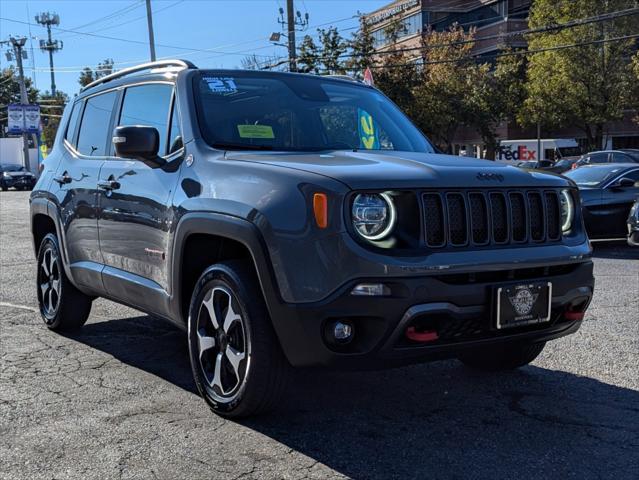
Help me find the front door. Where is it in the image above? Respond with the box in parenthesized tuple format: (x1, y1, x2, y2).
(97, 83, 183, 311)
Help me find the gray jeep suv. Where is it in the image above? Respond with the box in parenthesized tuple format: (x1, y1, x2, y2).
(30, 60, 594, 417)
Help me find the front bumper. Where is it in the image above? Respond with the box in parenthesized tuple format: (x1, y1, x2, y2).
(269, 260, 594, 368)
(1, 176, 36, 189)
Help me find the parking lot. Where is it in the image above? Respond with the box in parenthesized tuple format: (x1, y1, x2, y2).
(0, 190, 638, 479)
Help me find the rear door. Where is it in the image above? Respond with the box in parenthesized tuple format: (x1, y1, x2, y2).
(97, 82, 183, 311)
(52, 90, 117, 289)
(600, 169, 639, 237)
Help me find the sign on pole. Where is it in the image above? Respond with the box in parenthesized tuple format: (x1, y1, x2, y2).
(6, 104, 40, 134)
(7, 104, 24, 134)
(24, 105, 41, 133)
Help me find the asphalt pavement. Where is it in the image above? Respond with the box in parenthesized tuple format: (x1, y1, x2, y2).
(1, 190, 638, 480)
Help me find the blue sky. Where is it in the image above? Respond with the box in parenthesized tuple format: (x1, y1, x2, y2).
(1, 0, 388, 97)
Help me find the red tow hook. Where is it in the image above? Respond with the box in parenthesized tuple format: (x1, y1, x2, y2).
(406, 327, 439, 343)
(564, 310, 585, 321)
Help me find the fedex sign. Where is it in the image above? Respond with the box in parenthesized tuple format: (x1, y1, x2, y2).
(498, 145, 537, 161)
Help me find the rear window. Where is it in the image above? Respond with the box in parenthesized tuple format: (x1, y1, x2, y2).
(65, 101, 82, 147)
(76, 91, 117, 157)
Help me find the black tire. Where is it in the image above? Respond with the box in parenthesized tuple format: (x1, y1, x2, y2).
(1, 185, 7, 191)
(37, 233, 92, 331)
(187, 260, 290, 418)
(458, 341, 546, 371)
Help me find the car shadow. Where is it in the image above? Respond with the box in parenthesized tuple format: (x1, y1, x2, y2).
(68, 315, 639, 479)
(591, 240, 639, 259)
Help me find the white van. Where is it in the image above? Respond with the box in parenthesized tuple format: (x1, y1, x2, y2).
(497, 139, 582, 164)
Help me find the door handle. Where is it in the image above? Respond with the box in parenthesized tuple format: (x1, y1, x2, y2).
(53, 173, 72, 185)
(97, 180, 121, 191)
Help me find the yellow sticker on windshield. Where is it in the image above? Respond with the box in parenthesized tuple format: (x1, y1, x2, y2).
(358, 109, 379, 150)
(237, 125, 274, 139)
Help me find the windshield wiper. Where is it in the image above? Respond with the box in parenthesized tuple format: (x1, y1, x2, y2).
(212, 142, 274, 151)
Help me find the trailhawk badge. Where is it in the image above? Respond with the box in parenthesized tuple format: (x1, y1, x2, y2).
(508, 288, 539, 316)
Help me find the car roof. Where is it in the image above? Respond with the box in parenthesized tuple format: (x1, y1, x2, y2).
(580, 163, 639, 169)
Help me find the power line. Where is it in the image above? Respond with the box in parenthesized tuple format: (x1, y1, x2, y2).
(364, 32, 639, 69)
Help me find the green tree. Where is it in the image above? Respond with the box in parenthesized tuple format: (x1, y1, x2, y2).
(78, 58, 115, 87)
(374, 19, 418, 119)
(38, 91, 68, 149)
(347, 18, 376, 76)
(317, 27, 348, 74)
(519, 0, 639, 151)
(0, 68, 38, 137)
(297, 35, 320, 73)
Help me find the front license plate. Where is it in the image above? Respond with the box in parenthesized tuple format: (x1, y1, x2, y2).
(495, 282, 552, 330)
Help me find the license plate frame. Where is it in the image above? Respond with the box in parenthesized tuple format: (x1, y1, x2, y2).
(495, 281, 552, 330)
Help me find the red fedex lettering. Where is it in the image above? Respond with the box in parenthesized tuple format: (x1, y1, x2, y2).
(518, 145, 536, 160)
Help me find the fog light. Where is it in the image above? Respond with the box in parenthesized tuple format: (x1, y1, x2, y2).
(333, 321, 353, 343)
(351, 283, 390, 296)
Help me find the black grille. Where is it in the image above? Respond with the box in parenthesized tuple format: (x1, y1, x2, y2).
(490, 193, 508, 243)
(447, 193, 468, 245)
(422, 190, 562, 248)
(469, 193, 489, 244)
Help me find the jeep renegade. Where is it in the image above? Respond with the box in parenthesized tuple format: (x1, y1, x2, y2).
(30, 60, 594, 417)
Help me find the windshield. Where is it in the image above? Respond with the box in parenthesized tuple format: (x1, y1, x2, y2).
(565, 166, 627, 186)
(558, 146, 582, 157)
(195, 71, 435, 153)
(0, 164, 26, 172)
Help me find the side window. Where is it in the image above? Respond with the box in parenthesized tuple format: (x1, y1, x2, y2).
(76, 91, 117, 157)
(65, 101, 83, 147)
(611, 152, 630, 163)
(167, 97, 183, 154)
(622, 170, 639, 185)
(118, 84, 173, 156)
(589, 153, 608, 164)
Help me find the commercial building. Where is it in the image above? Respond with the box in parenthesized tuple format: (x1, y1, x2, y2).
(363, 0, 639, 157)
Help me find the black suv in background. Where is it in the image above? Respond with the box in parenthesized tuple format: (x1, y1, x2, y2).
(1, 163, 36, 191)
(30, 60, 594, 417)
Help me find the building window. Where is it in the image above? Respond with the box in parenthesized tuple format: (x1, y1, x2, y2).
(427, 0, 508, 31)
(371, 12, 422, 47)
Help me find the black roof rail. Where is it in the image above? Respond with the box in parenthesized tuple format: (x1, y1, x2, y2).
(80, 59, 197, 92)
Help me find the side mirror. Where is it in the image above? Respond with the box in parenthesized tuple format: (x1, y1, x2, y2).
(610, 177, 635, 189)
(113, 125, 165, 168)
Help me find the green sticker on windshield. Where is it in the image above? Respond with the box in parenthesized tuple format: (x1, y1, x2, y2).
(237, 125, 275, 139)
(358, 109, 379, 150)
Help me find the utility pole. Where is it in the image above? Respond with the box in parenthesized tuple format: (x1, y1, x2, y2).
(286, 0, 297, 72)
(145, 0, 157, 62)
(35, 12, 63, 96)
(9, 37, 31, 172)
(274, 1, 309, 73)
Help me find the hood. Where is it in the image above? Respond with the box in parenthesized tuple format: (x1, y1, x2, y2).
(224, 150, 570, 190)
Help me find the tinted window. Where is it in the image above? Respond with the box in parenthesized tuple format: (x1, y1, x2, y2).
(65, 101, 82, 147)
(611, 152, 631, 163)
(167, 96, 183, 154)
(76, 91, 117, 156)
(588, 153, 609, 164)
(119, 84, 173, 156)
(618, 170, 639, 184)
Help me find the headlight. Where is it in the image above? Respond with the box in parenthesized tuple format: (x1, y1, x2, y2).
(2, 172, 10, 178)
(560, 189, 574, 233)
(352, 192, 396, 241)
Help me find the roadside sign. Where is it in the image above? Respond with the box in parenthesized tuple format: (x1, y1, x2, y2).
(7, 104, 24, 134)
(6, 104, 40, 134)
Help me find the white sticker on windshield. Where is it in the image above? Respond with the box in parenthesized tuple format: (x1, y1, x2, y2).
(203, 77, 237, 94)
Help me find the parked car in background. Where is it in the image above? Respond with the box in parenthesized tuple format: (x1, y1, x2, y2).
(0, 164, 36, 191)
(545, 158, 580, 173)
(574, 149, 639, 169)
(565, 164, 639, 239)
(627, 199, 639, 247)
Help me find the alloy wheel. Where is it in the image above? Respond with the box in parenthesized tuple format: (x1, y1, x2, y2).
(196, 286, 249, 403)
(39, 247, 61, 320)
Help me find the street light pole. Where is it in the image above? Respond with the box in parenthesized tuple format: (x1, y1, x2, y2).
(10, 37, 32, 172)
(145, 0, 157, 62)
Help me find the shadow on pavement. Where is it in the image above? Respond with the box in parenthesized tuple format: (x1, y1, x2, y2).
(68, 314, 639, 479)
(591, 241, 639, 259)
